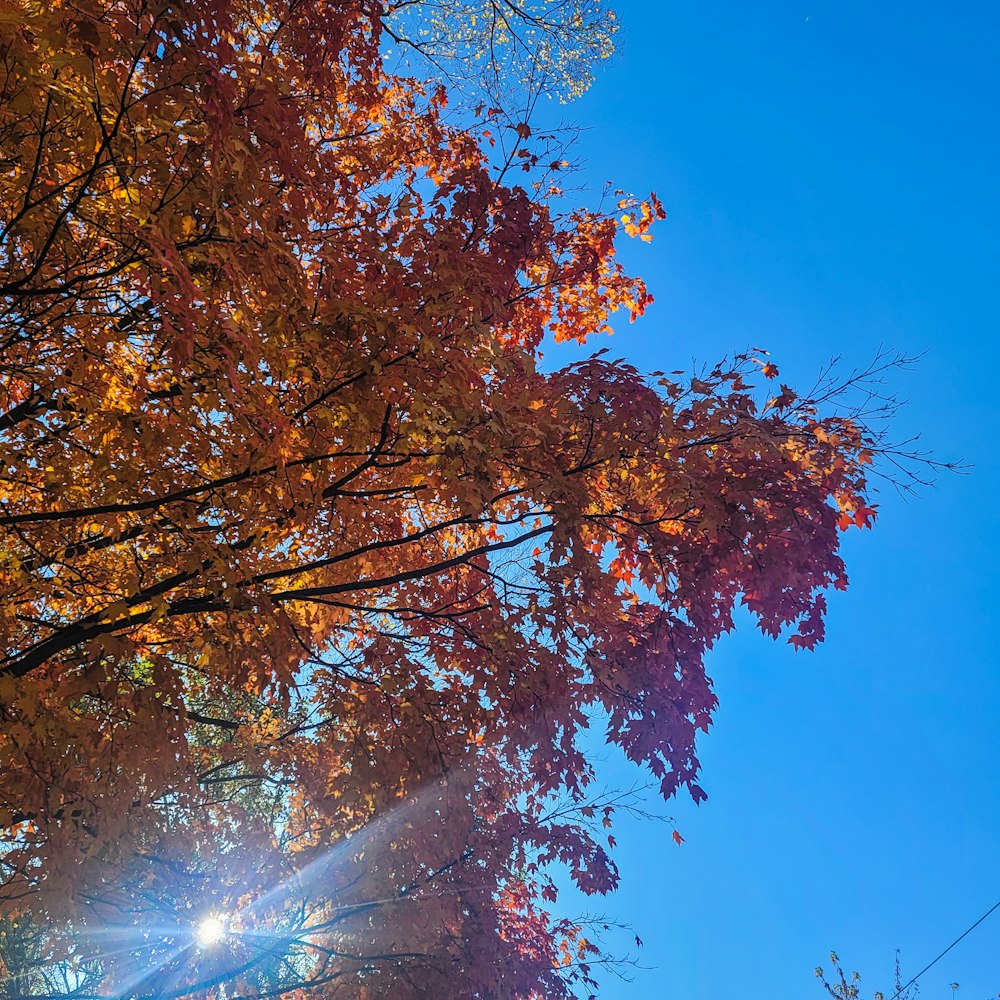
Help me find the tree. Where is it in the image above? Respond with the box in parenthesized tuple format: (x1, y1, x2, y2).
(816, 951, 920, 1000)
(0, 1, 880, 996)
(383, 0, 619, 103)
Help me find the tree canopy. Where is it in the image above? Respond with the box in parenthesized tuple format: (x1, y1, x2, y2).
(0, 1, 878, 996)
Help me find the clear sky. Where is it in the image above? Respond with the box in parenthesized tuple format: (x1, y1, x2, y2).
(541, 2, 1000, 998)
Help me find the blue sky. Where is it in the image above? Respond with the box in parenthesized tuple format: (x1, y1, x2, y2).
(543, 2, 999, 998)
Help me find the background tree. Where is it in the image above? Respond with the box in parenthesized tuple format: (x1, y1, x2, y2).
(815, 951, 919, 1000)
(0, 915, 104, 998)
(383, 0, 619, 103)
(1, 0, 883, 995)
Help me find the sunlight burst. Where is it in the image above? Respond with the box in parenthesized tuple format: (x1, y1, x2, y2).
(195, 913, 227, 949)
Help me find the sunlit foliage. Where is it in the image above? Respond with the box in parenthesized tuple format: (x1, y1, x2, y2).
(385, 0, 619, 103)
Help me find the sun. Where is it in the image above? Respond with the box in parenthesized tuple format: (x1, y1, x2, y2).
(194, 913, 227, 948)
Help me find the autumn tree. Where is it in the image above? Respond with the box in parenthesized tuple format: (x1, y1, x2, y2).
(1, 0, 881, 996)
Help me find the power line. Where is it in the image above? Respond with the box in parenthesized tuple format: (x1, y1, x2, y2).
(890, 899, 1000, 1000)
